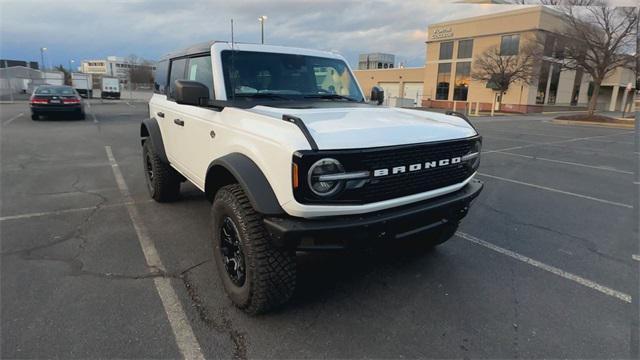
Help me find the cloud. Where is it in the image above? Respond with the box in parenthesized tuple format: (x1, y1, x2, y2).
(0, 0, 524, 68)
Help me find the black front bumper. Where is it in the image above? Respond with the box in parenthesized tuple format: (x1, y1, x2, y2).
(264, 179, 483, 250)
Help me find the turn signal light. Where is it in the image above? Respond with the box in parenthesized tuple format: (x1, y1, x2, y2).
(63, 98, 81, 104)
(292, 163, 299, 189)
(30, 98, 48, 104)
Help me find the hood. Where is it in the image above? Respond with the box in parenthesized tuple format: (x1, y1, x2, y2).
(248, 105, 477, 150)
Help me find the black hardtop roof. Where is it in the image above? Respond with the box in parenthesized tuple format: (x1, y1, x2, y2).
(159, 40, 225, 61)
(36, 85, 73, 88)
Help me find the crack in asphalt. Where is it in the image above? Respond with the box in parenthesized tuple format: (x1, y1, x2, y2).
(182, 272, 248, 360)
(476, 201, 629, 265)
(0, 176, 107, 257)
(509, 266, 521, 359)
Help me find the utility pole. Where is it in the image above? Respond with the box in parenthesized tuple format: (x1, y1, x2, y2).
(40, 47, 47, 71)
(4, 60, 13, 103)
(258, 16, 267, 44)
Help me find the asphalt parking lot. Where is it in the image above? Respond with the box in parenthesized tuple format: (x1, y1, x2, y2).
(1, 100, 638, 358)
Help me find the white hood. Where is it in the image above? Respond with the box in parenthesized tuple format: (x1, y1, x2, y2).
(249, 105, 477, 150)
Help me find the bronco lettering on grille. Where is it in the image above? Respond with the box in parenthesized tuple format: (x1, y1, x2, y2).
(373, 157, 462, 177)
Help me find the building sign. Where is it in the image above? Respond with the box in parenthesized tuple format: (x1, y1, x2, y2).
(431, 27, 453, 40)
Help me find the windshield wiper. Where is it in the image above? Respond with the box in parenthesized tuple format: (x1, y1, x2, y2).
(233, 93, 293, 100)
(303, 94, 358, 102)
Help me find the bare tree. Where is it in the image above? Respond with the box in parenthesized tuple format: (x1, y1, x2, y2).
(125, 54, 153, 86)
(553, 4, 638, 114)
(471, 43, 539, 109)
(54, 64, 71, 85)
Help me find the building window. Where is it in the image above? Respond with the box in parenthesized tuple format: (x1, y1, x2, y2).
(570, 69, 583, 105)
(536, 61, 550, 104)
(436, 63, 451, 100)
(500, 34, 520, 56)
(457, 39, 473, 59)
(547, 63, 561, 104)
(543, 35, 555, 57)
(453, 62, 471, 101)
(439, 41, 453, 60)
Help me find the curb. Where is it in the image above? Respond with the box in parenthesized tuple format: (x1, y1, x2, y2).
(549, 119, 635, 129)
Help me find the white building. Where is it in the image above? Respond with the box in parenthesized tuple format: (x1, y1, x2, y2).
(80, 56, 155, 83)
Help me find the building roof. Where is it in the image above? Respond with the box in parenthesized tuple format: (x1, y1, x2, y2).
(429, 5, 560, 28)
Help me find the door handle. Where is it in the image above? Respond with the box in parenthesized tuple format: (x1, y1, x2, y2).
(174, 118, 184, 126)
(157, 112, 164, 118)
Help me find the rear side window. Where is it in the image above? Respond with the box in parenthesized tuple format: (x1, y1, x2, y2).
(154, 60, 169, 94)
(168, 58, 187, 99)
(187, 55, 214, 99)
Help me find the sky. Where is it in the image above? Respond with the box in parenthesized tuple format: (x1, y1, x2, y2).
(0, 0, 634, 70)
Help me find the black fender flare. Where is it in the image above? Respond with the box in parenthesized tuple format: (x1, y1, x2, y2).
(140, 117, 168, 163)
(206, 153, 284, 216)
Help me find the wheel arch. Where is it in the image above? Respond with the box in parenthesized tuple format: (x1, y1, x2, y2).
(140, 117, 168, 163)
(205, 153, 284, 216)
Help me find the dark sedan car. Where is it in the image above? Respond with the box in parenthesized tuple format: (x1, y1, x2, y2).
(30, 85, 86, 120)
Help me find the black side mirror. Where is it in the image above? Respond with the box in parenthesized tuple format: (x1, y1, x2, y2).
(175, 80, 209, 106)
(370, 85, 384, 105)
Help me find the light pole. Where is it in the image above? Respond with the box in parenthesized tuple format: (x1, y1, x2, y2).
(40, 47, 47, 71)
(258, 16, 267, 44)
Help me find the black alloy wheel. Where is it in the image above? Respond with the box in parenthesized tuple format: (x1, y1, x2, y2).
(219, 216, 246, 286)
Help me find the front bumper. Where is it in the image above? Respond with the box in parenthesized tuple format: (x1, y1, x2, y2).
(264, 179, 483, 250)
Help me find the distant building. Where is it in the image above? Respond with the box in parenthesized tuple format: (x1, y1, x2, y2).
(0, 59, 39, 70)
(354, 6, 635, 113)
(80, 56, 155, 84)
(358, 53, 395, 70)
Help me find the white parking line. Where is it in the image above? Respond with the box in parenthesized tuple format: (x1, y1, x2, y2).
(484, 131, 634, 154)
(486, 151, 633, 175)
(105, 146, 204, 360)
(480, 128, 635, 145)
(0, 200, 153, 221)
(3, 112, 23, 126)
(86, 101, 98, 123)
(456, 231, 633, 303)
(477, 172, 633, 209)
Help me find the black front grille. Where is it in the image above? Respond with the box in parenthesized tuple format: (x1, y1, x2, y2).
(294, 137, 479, 204)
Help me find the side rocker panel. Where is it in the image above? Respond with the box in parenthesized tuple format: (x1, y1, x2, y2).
(141, 118, 168, 163)
(207, 153, 284, 216)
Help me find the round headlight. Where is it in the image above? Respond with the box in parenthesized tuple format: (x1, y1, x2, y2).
(307, 158, 344, 197)
(468, 140, 481, 170)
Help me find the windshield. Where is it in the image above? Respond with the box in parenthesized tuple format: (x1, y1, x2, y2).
(221, 50, 364, 102)
(35, 86, 76, 95)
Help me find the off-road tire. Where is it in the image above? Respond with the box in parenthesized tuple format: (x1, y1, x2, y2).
(212, 184, 296, 315)
(142, 140, 181, 202)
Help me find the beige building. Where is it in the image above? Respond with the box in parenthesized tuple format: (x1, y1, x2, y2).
(355, 6, 636, 113)
(355, 67, 426, 106)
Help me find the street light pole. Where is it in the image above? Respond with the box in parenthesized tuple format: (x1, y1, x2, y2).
(258, 16, 267, 44)
(40, 47, 47, 71)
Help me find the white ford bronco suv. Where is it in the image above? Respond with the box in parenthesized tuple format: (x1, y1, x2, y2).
(142, 41, 482, 314)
